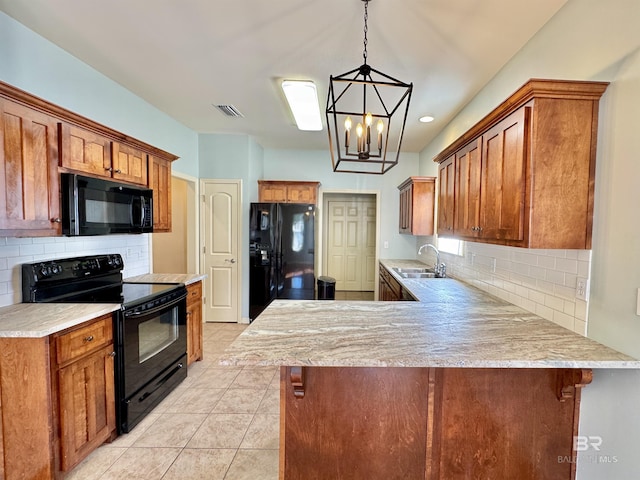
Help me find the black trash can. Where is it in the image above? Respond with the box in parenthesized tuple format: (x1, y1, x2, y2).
(317, 276, 336, 300)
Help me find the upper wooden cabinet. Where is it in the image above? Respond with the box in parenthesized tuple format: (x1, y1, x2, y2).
(434, 79, 608, 249)
(0, 97, 61, 236)
(398, 177, 435, 236)
(437, 156, 455, 235)
(258, 180, 320, 204)
(148, 155, 172, 232)
(111, 142, 148, 185)
(1, 80, 178, 236)
(59, 125, 148, 185)
(59, 122, 113, 178)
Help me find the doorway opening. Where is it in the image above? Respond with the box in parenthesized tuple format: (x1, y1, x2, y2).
(321, 192, 378, 301)
(152, 174, 198, 274)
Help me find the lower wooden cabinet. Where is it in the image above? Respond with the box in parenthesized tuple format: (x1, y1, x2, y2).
(186, 281, 203, 366)
(379, 264, 415, 301)
(0, 313, 116, 479)
(54, 314, 116, 472)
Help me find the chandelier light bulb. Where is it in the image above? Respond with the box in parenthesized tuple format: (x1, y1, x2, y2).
(345, 116, 352, 131)
(365, 113, 372, 126)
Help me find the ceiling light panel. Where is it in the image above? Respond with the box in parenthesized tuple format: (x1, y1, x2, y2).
(282, 80, 323, 131)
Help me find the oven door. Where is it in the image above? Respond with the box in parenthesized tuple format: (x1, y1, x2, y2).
(116, 290, 187, 432)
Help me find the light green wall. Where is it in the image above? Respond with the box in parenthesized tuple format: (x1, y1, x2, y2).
(0, 12, 199, 177)
(417, 0, 640, 476)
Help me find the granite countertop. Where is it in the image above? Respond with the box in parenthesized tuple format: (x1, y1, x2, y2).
(0, 273, 207, 339)
(221, 260, 640, 369)
(0, 303, 120, 338)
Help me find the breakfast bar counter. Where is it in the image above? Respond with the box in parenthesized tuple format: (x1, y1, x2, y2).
(221, 272, 638, 480)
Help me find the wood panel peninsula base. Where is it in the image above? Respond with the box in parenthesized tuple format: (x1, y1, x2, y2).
(279, 366, 590, 479)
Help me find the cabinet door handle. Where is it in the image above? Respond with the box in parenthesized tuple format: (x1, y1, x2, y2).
(114, 169, 122, 173)
(51, 218, 61, 223)
(109, 351, 116, 358)
(84, 335, 94, 342)
(105, 167, 113, 172)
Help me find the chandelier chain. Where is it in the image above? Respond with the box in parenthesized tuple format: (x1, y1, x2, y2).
(362, 0, 368, 64)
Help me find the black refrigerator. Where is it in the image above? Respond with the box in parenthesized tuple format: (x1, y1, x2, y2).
(249, 202, 316, 320)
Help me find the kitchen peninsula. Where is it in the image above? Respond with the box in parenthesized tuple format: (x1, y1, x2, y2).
(221, 261, 639, 479)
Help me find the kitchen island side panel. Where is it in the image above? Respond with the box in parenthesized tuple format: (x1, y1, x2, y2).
(280, 366, 588, 480)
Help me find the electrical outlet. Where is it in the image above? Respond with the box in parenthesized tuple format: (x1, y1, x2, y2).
(575, 277, 588, 300)
(383, 241, 389, 249)
(637, 288, 640, 316)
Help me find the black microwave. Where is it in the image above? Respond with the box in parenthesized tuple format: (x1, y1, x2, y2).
(62, 173, 154, 235)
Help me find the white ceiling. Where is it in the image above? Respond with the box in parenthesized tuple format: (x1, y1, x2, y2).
(0, 0, 568, 153)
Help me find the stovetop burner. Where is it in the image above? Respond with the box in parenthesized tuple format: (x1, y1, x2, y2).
(21, 254, 184, 307)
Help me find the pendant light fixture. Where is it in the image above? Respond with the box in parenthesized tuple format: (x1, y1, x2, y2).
(326, 0, 413, 174)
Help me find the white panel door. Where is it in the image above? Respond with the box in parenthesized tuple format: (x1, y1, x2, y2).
(326, 199, 376, 291)
(202, 180, 240, 322)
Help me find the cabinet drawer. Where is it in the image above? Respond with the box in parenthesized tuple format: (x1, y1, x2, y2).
(56, 314, 113, 365)
(186, 281, 202, 305)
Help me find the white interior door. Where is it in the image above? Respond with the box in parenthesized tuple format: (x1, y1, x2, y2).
(326, 199, 376, 291)
(201, 180, 240, 322)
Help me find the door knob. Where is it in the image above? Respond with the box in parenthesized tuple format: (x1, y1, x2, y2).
(225, 258, 236, 264)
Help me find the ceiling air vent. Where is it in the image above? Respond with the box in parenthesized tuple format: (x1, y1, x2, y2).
(214, 104, 244, 118)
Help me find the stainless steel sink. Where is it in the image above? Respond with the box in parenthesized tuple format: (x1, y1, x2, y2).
(392, 267, 433, 274)
(391, 267, 440, 278)
(399, 272, 437, 278)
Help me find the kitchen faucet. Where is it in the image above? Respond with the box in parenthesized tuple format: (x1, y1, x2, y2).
(418, 243, 446, 278)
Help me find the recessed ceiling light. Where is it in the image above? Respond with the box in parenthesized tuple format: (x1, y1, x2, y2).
(281, 80, 323, 131)
(419, 115, 435, 123)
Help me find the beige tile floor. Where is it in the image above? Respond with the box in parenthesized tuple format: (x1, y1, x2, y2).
(67, 291, 373, 479)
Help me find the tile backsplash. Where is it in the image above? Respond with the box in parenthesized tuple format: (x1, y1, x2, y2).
(0, 234, 151, 307)
(419, 241, 591, 336)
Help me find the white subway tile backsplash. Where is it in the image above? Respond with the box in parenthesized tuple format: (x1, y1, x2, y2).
(553, 311, 575, 330)
(535, 304, 555, 322)
(0, 234, 151, 308)
(556, 258, 578, 274)
(438, 241, 591, 336)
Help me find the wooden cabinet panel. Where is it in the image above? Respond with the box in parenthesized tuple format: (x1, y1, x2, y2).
(54, 313, 116, 472)
(378, 264, 415, 301)
(59, 122, 112, 177)
(148, 155, 172, 232)
(282, 367, 430, 479)
(454, 139, 482, 237)
(281, 366, 589, 480)
(0, 98, 61, 236)
(0, 337, 55, 480)
(258, 180, 320, 204)
(433, 79, 608, 249)
(186, 281, 203, 366)
(397, 177, 435, 235)
(57, 344, 115, 471)
(56, 314, 112, 364)
(479, 107, 527, 241)
(112, 142, 148, 185)
(437, 156, 455, 235)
